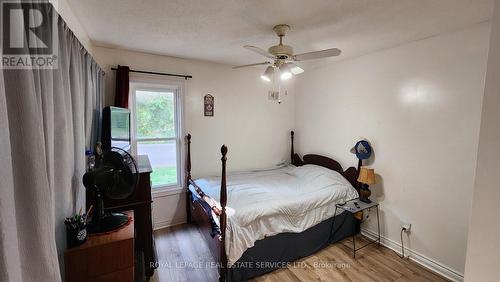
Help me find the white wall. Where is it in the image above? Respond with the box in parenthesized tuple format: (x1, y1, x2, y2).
(294, 23, 490, 278)
(92, 47, 295, 227)
(464, 1, 500, 280)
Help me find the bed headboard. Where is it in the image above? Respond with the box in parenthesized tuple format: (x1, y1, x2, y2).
(290, 131, 361, 192)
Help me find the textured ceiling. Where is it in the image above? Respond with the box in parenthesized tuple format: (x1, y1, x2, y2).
(67, 0, 493, 66)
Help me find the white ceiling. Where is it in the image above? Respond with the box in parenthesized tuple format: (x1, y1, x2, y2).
(67, 0, 493, 66)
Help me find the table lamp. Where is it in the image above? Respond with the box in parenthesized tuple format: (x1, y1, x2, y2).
(357, 167, 376, 203)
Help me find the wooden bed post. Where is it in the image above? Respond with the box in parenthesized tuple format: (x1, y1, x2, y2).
(219, 145, 228, 282)
(290, 131, 304, 166)
(185, 134, 192, 223)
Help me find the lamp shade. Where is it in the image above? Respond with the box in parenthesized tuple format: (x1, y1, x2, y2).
(261, 66, 274, 82)
(279, 63, 292, 80)
(285, 62, 304, 75)
(357, 167, 376, 185)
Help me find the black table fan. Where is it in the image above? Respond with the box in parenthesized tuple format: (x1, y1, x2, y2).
(83, 147, 138, 233)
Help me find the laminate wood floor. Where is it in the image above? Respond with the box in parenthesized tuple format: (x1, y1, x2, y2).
(150, 224, 448, 282)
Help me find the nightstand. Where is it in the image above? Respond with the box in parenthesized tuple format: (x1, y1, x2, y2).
(333, 198, 380, 258)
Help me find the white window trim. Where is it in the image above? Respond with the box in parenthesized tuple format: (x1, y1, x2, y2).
(129, 74, 186, 195)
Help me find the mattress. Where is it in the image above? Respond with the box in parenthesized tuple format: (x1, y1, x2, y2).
(191, 164, 359, 265)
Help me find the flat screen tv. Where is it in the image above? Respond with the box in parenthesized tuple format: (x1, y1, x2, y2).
(102, 106, 130, 151)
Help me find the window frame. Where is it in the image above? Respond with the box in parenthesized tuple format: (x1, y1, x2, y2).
(129, 75, 185, 195)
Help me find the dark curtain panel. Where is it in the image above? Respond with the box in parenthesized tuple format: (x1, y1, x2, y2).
(114, 65, 130, 108)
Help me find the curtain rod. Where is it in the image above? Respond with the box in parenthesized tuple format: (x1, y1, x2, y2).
(111, 67, 192, 80)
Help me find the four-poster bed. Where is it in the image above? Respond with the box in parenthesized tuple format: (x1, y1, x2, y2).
(185, 131, 362, 281)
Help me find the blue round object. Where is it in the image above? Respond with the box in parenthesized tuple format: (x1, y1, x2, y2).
(354, 140, 372, 160)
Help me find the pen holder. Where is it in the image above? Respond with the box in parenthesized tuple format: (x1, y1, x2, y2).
(66, 223, 87, 248)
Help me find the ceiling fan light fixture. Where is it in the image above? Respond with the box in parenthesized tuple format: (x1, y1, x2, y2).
(281, 62, 304, 75)
(238, 24, 341, 85)
(280, 71, 292, 80)
(261, 66, 274, 82)
(290, 65, 304, 75)
(279, 63, 292, 80)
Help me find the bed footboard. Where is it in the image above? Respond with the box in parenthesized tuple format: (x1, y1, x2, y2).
(185, 134, 228, 281)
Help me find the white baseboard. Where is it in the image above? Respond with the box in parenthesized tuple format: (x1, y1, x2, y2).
(153, 219, 186, 230)
(361, 228, 464, 282)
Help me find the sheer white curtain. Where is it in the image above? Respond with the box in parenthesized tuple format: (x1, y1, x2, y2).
(0, 2, 103, 281)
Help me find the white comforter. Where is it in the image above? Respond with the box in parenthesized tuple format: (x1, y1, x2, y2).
(193, 164, 359, 265)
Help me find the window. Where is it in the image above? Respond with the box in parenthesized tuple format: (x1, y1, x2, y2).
(130, 80, 183, 190)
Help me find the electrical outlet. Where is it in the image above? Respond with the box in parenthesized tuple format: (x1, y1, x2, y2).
(402, 223, 411, 232)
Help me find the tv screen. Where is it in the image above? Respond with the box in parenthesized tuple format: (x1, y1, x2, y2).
(102, 106, 130, 150)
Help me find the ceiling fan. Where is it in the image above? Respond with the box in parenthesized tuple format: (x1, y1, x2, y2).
(233, 24, 341, 81)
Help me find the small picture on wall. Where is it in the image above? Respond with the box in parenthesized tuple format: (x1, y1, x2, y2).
(204, 94, 214, 116)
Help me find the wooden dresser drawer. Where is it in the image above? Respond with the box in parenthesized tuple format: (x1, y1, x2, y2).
(93, 267, 134, 282)
(65, 211, 135, 282)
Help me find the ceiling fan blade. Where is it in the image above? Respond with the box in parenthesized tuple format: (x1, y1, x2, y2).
(293, 48, 341, 61)
(244, 45, 276, 59)
(232, 62, 271, 69)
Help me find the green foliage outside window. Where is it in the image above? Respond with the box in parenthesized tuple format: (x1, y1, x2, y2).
(136, 91, 175, 138)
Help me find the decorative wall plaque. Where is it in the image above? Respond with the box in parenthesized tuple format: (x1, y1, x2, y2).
(204, 94, 214, 116)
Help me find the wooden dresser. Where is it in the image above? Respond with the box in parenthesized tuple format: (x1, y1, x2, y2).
(64, 211, 134, 282)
